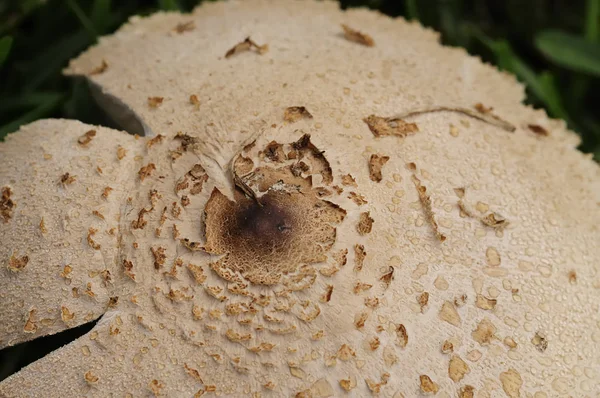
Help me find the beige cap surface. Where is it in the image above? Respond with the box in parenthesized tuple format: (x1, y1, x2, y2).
(1, 0, 599, 397)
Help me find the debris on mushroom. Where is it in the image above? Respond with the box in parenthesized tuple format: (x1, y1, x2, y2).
(0, 1, 597, 397)
(224, 37, 268, 58)
(284, 106, 313, 123)
(341, 24, 375, 47)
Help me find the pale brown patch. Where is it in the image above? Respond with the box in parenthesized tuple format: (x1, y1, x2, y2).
(284, 106, 313, 123)
(472, 318, 496, 345)
(441, 340, 453, 354)
(225, 37, 268, 58)
(475, 294, 497, 310)
(499, 368, 522, 398)
(448, 355, 470, 382)
(417, 292, 429, 312)
(87, 228, 101, 250)
(151, 246, 167, 270)
(341, 24, 375, 47)
(439, 301, 461, 327)
(363, 115, 418, 138)
(458, 385, 475, 398)
(395, 324, 408, 348)
(23, 309, 37, 333)
(84, 370, 99, 384)
(101, 186, 113, 199)
(348, 191, 368, 206)
(368, 154, 389, 183)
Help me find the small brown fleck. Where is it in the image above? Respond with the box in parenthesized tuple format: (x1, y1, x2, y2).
(417, 292, 429, 312)
(184, 363, 203, 382)
(441, 340, 453, 354)
(149, 379, 164, 396)
(147, 134, 165, 148)
(341, 174, 357, 187)
(7, 252, 29, 272)
(92, 210, 105, 220)
(339, 377, 356, 392)
(363, 115, 418, 138)
(379, 266, 394, 287)
(412, 174, 446, 242)
(84, 370, 99, 384)
(139, 163, 156, 181)
(341, 24, 375, 47)
(262, 141, 286, 162)
(151, 246, 167, 270)
(225, 37, 268, 58)
(353, 282, 373, 294)
(357, 211, 374, 235)
(528, 124, 549, 136)
(320, 285, 334, 303)
(531, 331, 548, 352)
(60, 173, 76, 186)
(77, 129, 96, 146)
(101, 186, 113, 199)
(354, 311, 369, 329)
(148, 96, 164, 108)
(395, 324, 408, 348)
(174, 21, 195, 33)
(87, 228, 101, 250)
(337, 344, 356, 361)
(369, 154, 390, 183)
(348, 191, 367, 206)
(419, 375, 439, 394)
(368, 336, 381, 351)
(474, 102, 493, 114)
(189, 94, 200, 109)
(0, 187, 15, 223)
(354, 244, 366, 272)
(568, 270, 577, 284)
(89, 60, 108, 76)
(458, 385, 475, 398)
(284, 106, 313, 123)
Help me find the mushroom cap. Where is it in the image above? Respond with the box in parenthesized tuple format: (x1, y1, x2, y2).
(1, 0, 599, 397)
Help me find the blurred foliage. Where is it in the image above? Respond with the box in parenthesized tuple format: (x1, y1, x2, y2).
(0, 0, 599, 159)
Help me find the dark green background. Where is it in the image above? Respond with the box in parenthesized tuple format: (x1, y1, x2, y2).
(0, 0, 599, 383)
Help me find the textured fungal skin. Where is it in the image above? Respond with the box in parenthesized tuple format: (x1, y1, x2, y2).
(0, 1, 599, 397)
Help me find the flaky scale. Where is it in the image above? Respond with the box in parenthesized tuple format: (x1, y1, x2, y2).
(0, 120, 143, 349)
(0, 0, 598, 397)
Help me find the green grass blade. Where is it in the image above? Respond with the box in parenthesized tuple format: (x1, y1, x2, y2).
(0, 94, 65, 140)
(586, 0, 599, 42)
(91, 0, 112, 33)
(158, 0, 180, 11)
(405, 0, 420, 21)
(0, 36, 13, 67)
(65, 0, 98, 39)
(0, 92, 64, 112)
(535, 30, 600, 76)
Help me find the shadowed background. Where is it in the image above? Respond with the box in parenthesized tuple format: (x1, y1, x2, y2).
(0, 0, 599, 382)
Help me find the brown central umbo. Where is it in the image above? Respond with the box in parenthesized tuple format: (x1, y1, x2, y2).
(203, 185, 346, 285)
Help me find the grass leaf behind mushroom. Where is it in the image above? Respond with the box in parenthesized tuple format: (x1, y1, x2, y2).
(535, 30, 600, 76)
(0, 36, 12, 67)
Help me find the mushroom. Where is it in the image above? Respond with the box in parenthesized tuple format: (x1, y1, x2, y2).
(0, 1, 599, 397)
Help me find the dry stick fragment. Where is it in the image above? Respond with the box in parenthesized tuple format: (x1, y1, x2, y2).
(341, 24, 375, 47)
(225, 37, 268, 58)
(391, 106, 516, 132)
(411, 175, 446, 242)
(284, 106, 313, 123)
(231, 154, 262, 207)
(147, 96, 164, 108)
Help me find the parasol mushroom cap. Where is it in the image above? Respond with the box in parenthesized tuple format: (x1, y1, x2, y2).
(1, 0, 599, 397)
